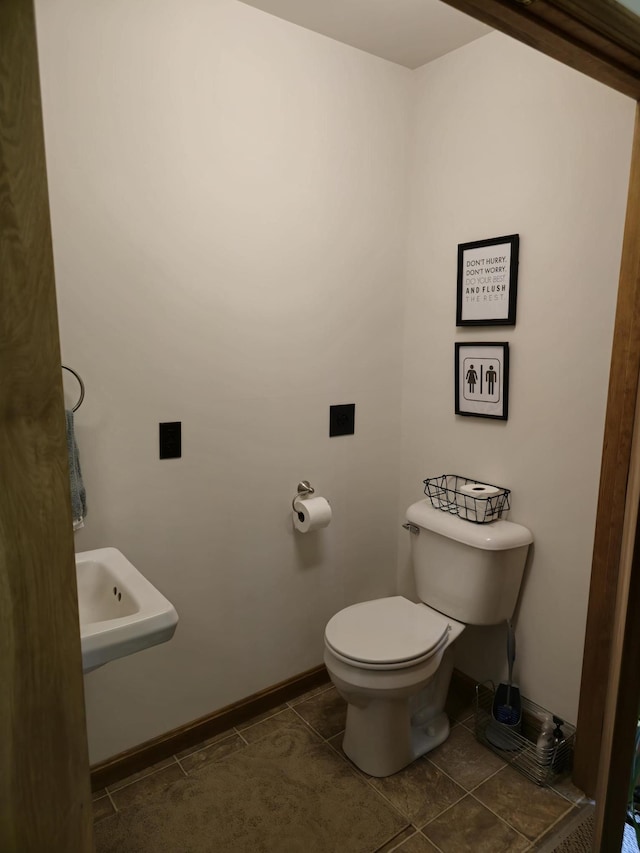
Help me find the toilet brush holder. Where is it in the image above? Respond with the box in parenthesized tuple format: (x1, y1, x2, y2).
(474, 682, 576, 786)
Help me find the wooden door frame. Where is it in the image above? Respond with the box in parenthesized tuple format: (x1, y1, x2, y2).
(0, 0, 93, 850)
(441, 1, 640, 849)
(4, 0, 640, 847)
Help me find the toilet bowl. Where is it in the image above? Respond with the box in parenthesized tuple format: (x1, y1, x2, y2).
(324, 499, 533, 777)
(324, 596, 465, 777)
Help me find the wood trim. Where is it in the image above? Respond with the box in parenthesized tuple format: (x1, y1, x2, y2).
(0, 0, 93, 849)
(7, 0, 639, 845)
(593, 370, 640, 850)
(91, 667, 485, 792)
(91, 664, 330, 791)
(547, 0, 640, 57)
(573, 103, 640, 798)
(439, 0, 640, 98)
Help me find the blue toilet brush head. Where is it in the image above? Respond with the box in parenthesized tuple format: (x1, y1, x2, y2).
(495, 702, 521, 726)
(492, 622, 522, 728)
(492, 681, 522, 725)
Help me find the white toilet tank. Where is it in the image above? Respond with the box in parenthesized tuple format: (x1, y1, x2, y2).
(405, 500, 533, 626)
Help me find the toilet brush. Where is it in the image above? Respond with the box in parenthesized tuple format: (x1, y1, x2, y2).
(492, 620, 522, 728)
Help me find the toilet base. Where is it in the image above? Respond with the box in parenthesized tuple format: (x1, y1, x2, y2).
(335, 645, 456, 777)
(343, 706, 449, 777)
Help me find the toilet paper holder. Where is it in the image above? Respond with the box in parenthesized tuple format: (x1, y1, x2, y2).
(292, 480, 315, 511)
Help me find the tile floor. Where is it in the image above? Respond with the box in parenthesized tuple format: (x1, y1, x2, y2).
(93, 682, 588, 852)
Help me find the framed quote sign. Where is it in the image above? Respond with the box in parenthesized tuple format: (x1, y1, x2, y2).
(456, 234, 519, 326)
(455, 342, 509, 420)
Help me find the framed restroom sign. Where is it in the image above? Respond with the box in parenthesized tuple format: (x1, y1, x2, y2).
(455, 342, 509, 420)
(456, 234, 519, 326)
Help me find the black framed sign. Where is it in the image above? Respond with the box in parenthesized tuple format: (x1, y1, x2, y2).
(456, 234, 519, 326)
(455, 342, 509, 420)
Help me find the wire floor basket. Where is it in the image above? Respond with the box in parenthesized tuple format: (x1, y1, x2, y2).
(474, 682, 575, 787)
(424, 474, 510, 524)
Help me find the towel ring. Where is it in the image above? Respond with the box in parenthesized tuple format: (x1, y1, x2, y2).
(62, 364, 85, 412)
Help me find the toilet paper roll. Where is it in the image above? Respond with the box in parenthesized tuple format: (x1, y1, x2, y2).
(293, 496, 332, 533)
(458, 482, 501, 499)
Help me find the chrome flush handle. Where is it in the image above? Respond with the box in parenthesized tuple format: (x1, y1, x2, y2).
(402, 522, 420, 535)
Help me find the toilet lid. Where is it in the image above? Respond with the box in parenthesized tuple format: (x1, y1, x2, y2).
(324, 596, 451, 667)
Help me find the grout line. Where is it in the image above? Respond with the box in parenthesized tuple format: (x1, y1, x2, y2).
(174, 755, 189, 777)
(106, 754, 181, 794)
(467, 789, 538, 845)
(234, 726, 250, 745)
(424, 752, 507, 796)
(464, 762, 508, 794)
(105, 788, 118, 814)
(288, 704, 327, 741)
(418, 786, 469, 830)
(420, 788, 531, 850)
(415, 828, 447, 853)
(352, 759, 457, 829)
(378, 829, 430, 853)
(315, 730, 416, 826)
(525, 800, 578, 848)
(549, 784, 592, 807)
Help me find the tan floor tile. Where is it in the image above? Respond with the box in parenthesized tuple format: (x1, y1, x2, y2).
(370, 758, 465, 827)
(550, 776, 590, 805)
(534, 803, 600, 852)
(92, 794, 115, 823)
(95, 723, 409, 853)
(327, 731, 346, 753)
(293, 685, 347, 739)
(423, 795, 530, 853)
(374, 826, 417, 852)
(240, 707, 315, 744)
(178, 732, 246, 773)
(106, 756, 177, 792)
(92, 788, 107, 800)
(473, 765, 572, 841)
(532, 804, 581, 849)
(394, 832, 440, 852)
(428, 724, 505, 790)
(326, 731, 372, 781)
(108, 763, 186, 812)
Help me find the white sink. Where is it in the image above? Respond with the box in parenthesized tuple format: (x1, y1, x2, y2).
(76, 547, 178, 673)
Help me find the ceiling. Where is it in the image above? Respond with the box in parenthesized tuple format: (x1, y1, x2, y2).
(238, 0, 492, 69)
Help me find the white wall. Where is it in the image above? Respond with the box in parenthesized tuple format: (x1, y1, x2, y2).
(36, 0, 635, 762)
(36, 0, 411, 763)
(399, 32, 635, 724)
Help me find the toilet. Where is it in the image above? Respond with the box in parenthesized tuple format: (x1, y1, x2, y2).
(324, 498, 533, 777)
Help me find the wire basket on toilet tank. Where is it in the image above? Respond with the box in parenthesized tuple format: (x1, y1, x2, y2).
(423, 475, 510, 524)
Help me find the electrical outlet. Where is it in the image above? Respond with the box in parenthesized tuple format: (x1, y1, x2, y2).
(159, 422, 181, 459)
(330, 404, 355, 437)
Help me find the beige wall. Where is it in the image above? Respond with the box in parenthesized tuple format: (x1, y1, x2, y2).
(36, 0, 411, 763)
(35, 0, 635, 762)
(398, 32, 635, 723)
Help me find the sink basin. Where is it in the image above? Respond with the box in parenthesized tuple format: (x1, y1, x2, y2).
(76, 547, 178, 673)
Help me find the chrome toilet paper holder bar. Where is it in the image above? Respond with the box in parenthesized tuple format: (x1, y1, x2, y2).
(292, 480, 315, 510)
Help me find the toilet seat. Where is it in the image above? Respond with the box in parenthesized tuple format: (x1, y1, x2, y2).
(324, 596, 453, 671)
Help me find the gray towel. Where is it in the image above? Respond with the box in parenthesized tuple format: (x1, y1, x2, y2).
(65, 409, 87, 529)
